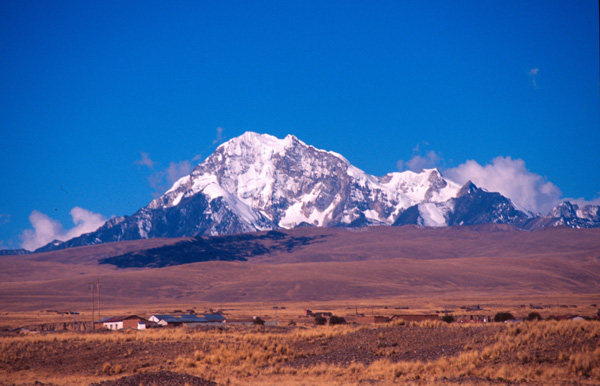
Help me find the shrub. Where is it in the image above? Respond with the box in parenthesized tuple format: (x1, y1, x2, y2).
(253, 316, 265, 325)
(494, 312, 515, 322)
(526, 312, 542, 321)
(441, 314, 455, 323)
(329, 316, 346, 325)
(314, 316, 327, 326)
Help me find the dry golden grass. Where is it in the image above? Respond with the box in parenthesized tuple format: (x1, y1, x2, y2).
(3, 319, 598, 385)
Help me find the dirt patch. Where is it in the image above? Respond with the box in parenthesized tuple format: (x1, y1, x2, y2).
(0, 332, 202, 378)
(89, 371, 216, 386)
(289, 324, 503, 367)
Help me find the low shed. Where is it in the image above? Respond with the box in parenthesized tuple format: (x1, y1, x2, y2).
(100, 315, 150, 330)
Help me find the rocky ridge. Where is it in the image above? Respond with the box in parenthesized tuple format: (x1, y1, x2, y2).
(29, 132, 600, 253)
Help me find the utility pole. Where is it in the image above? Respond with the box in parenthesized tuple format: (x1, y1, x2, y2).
(96, 278, 101, 328)
(89, 279, 101, 330)
(90, 281, 95, 330)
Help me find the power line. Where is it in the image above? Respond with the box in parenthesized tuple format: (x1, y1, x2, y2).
(89, 279, 101, 330)
(96, 278, 101, 328)
(89, 281, 95, 330)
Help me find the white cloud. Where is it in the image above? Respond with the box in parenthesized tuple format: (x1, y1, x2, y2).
(20, 207, 107, 251)
(566, 195, 600, 209)
(64, 207, 107, 240)
(529, 68, 539, 88)
(135, 152, 155, 169)
(213, 126, 224, 144)
(145, 160, 194, 197)
(444, 156, 562, 214)
(398, 150, 443, 172)
(165, 160, 193, 185)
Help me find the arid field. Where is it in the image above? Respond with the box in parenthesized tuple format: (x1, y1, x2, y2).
(1, 317, 600, 385)
(1, 226, 599, 385)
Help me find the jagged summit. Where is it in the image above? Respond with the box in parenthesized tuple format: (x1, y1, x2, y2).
(149, 132, 459, 232)
(543, 201, 600, 229)
(35, 132, 600, 252)
(457, 181, 478, 197)
(548, 201, 578, 219)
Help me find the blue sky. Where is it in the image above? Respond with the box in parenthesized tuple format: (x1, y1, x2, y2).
(1, 1, 599, 249)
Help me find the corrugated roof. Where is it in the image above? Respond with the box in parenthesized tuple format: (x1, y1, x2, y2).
(150, 314, 226, 323)
(203, 314, 226, 322)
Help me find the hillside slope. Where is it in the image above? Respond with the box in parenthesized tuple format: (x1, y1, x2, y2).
(1, 226, 599, 311)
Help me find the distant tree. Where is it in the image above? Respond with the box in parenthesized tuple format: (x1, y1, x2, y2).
(493, 312, 515, 322)
(526, 312, 542, 321)
(329, 315, 346, 325)
(441, 314, 455, 323)
(314, 316, 327, 325)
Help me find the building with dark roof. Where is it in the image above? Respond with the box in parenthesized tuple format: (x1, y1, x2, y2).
(148, 314, 225, 326)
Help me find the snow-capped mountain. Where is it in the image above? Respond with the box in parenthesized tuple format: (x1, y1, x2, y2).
(393, 181, 532, 227)
(150, 132, 461, 230)
(532, 201, 600, 229)
(35, 132, 599, 252)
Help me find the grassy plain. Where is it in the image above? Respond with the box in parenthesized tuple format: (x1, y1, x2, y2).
(1, 226, 599, 385)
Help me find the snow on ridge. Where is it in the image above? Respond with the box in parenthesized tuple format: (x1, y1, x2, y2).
(166, 175, 191, 195)
(154, 132, 493, 230)
(418, 202, 450, 227)
(218, 132, 294, 159)
(378, 168, 461, 206)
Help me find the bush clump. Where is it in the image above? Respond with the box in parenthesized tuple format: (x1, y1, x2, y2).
(314, 316, 327, 325)
(252, 316, 265, 325)
(494, 312, 515, 322)
(441, 314, 455, 323)
(526, 312, 542, 321)
(329, 315, 346, 325)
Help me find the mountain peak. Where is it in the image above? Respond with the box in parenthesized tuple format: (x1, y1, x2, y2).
(219, 132, 305, 154)
(548, 201, 578, 219)
(457, 180, 479, 197)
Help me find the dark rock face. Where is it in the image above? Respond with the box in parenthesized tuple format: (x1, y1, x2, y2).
(393, 182, 530, 228)
(392, 206, 422, 226)
(446, 183, 530, 226)
(540, 201, 600, 229)
(549, 201, 578, 219)
(0, 248, 30, 256)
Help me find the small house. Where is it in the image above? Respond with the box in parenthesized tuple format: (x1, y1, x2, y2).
(100, 315, 151, 330)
